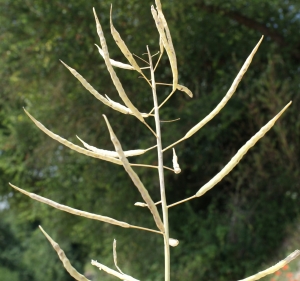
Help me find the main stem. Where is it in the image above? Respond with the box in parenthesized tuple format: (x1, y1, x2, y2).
(147, 45, 170, 281)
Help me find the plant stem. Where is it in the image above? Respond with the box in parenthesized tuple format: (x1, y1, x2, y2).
(147, 45, 170, 281)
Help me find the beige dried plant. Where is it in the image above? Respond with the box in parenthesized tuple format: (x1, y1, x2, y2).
(10, 0, 299, 280)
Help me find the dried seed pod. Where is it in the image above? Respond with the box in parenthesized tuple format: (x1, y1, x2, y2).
(103, 115, 165, 233)
(93, 8, 144, 122)
(177, 84, 193, 98)
(60, 60, 134, 115)
(238, 250, 300, 281)
(10, 183, 130, 228)
(24, 108, 122, 165)
(113, 240, 124, 274)
(76, 135, 156, 158)
(172, 148, 181, 174)
(163, 36, 264, 152)
(110, 5, 142, 74)
(196, 101, 292, 197)
(95, 44, 134, 70)
(39, 226, 91, 281)
(151, 6, 177, 92)
(91, 260, 139, 281)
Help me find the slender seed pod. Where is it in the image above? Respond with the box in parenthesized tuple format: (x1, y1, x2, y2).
(10, 183, 130, 228)
(24, 108, 122, 165)
(238, 250, 300, 281)
(39, 226, 91, 281)
(76, 135, 157, 158)
(103, 115, 165, 233)
(113, 240, 124, 274)
(110, 5, 142, 74)
(196, 102, 292, 197)
(91, 260, 139, 281)
(95, 44, 134, 70)
(151, 6, 177, 92)
(93, 8, 144, 122)
(163, 36, 264, 152)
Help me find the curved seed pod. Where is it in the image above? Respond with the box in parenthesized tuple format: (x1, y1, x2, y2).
(196, 101, 292, 197)
(113, 240, 124, 274)
(238, 250, 300, 281)
(24, 109, 122, 165)
(185, 36, 264, 139)
(95, 44, 134, 70)
(10, 183, 130, 228)
(91, 260, 139, 281)
(177, 84, 193, 98)
(110, 6, 142, 74)
(76, 135, 157, 158)
(93, 8, 144, 123)
(60, 60, 131, 115)
(172, 148, 181, 174)
(151, 6, 177, 92)
(163, 36, 264, 152)
(103, 115, 165, 233)
(39, 226, 91, 281)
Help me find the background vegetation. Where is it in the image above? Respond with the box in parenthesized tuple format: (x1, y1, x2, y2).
(0, 0, 299, 280)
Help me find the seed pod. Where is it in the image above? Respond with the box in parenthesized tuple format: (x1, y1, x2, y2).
(93, 8, 144, 123)
(172, 148, 181, 174)
(76, 135, 156, 158)
(95, 44, 134, 70)
(110, 5, 142, 74)
(196, 101, 292, 197)
(177, 84, 193, 98)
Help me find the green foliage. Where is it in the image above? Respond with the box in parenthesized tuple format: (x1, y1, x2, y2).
(0, 0, 299, 280)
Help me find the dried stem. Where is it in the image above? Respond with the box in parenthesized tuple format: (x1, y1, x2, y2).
(163, 36, 264, 152)
(39, 226, 90, 281)
(147, 45, 170, 281)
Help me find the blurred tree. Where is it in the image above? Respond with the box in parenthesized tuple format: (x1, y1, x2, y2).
(0, 0, 299, 280)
